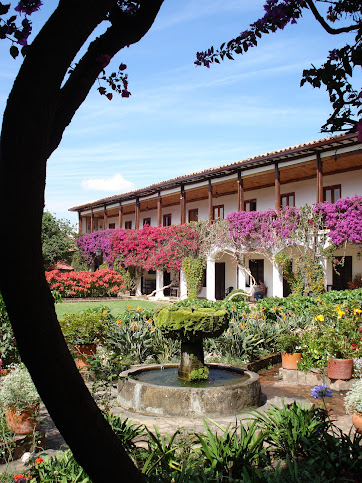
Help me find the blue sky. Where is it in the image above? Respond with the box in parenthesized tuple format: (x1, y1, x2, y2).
(0, 1, 360, 225)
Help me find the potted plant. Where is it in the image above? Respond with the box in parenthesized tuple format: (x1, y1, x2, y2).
(0, 363, 40, 434)
(59, 309, 110, 369)
(321, 311, 361, 380)
(344, 378, 362, 433)
(276, 331, 302, 370)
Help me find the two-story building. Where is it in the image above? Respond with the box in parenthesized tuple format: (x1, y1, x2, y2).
(69, 132, 362, 300)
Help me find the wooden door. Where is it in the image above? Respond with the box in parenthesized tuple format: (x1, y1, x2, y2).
(215, 263, 225, 300)
(333, 256, 352, 290)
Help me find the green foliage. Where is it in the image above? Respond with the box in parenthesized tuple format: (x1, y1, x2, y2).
(28, 450, 91, 482)
(155, 306, 229, 342)
(142, 427, 183, 478)
(195, 418, 266, 479)
(59, 308, 111, 345)
(223, 288, 248, 302)
(275, 331, 301, 354)
(0, 291, 20, 367)
(0, 407, 15, 465)
(189, 366, 209, 381)
(182, 257, 205, 299)
(250, 401, 327, 459)
(41, 211, 76, 268)
(0, 363, 40, 411)
(113, 260, 137, 295)
(108, 414, 147, 458)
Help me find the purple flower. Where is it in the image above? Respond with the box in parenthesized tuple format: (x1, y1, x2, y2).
(311, 384, 332, 399)
(14, 0, 42, 15)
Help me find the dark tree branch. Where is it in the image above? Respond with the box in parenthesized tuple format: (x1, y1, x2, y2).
(48, 0, 164, 157)
(306, 0, 359, 34)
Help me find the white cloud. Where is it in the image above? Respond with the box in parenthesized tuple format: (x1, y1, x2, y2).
(81, 173, 135, 193)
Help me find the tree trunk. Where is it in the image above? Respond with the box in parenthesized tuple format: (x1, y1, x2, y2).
(0, 1, 164, 480)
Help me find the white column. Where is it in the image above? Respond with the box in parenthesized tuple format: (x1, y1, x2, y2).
(238, 265, 246, 291)
(135, 275, 142, 297)
(179, 268, 187, 300)
(272, 262, 283, 298)
(155, 269, 165, 299)
(206, 257, 216, 301)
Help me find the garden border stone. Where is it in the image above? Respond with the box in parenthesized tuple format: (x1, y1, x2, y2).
(279, 368, 354, 390)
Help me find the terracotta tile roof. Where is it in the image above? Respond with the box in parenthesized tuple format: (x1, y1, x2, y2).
(69, 132, 359, 212)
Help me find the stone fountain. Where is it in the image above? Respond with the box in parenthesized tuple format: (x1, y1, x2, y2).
(117, 306, 262, 417)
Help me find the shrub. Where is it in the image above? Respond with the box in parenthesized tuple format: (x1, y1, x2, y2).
(0, 292, 20, 367)
(344, 378, 362, 415)
(45, 269, 125, 298)
(0, 364, 40, 412)
(59, 308, 111, 345)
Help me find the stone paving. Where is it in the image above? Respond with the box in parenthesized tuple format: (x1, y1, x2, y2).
(0, 364, 357, 476)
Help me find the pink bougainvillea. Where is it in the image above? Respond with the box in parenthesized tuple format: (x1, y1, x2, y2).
(76, 229, 115, 266)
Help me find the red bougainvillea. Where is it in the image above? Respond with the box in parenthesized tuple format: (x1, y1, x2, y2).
(45, 269, 125, 298)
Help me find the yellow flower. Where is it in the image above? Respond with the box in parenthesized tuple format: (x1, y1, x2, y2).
(137, 306, 142, 312)
(150, 326, 155, 332)
(231, 306, 235, 310)
(116, 320, 123, 326)
(231, 319, 235, 324)
(354, 308, 362, 315)
(131, 323, 139, 330)
(102, 309, 108, 314)
(239, 323, 246, 329)
(315, 314, 324, 322)
(337, 309, 345, 318)
(127, 305, 133, 310)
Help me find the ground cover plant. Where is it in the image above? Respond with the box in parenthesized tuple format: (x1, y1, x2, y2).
(8, 399, 362, 482)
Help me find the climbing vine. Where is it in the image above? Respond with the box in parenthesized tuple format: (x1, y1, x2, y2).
(182, 257, 205, 299)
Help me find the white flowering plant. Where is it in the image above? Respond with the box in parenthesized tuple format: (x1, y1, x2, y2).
(344, 378, 362, 415)
(0, 363, 40, 412)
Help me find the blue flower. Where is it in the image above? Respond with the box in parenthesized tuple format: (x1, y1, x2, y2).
(311, 384, 332, 399)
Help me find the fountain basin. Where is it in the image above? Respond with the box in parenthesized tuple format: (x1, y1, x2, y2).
(117, 364, 262, 417)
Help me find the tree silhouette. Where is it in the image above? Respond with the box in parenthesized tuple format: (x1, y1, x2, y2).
(0, 1, 164, 480)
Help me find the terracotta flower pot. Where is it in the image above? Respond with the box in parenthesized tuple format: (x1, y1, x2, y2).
(5, 404, 40, 434)
(73, 343, 97, 370)
(327, 358, 353, 380)
(352, 413, 362, 433)
(281, 352, 302, 370)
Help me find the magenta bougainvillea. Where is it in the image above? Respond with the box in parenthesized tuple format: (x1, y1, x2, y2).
(76, 224, 201, 271)
(227, 207, 300, 251)
(314, 195, 362, 247)
(109, 224, 200, 271)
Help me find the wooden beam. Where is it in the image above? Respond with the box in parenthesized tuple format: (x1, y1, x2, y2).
(274, 162, 281, 210)
(317, 152, 323, 203)
(237, 171, 244, 211)
(157, 191, 162, 226)
(135, 197, 140, 230)
(118, 203, 123, 229)
(103, 205, 108, 230)
(180, 185, 186, 224)
(208, 180, 213, 221)
(90, 210, 94, 233)
(78, 212, 82, 234)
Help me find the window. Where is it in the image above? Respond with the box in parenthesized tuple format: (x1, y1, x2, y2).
(323, 185, 341, 203)
(281, 193, 295, 208)
(109, 223, 115, 229)
(244, 199, 257, 212)
(188, 209, 198, 222)
(213, 205, 224, 220)
(163, 214, 172, 226)
(125, 221, 132, 230)
(143, 217, 151, 226)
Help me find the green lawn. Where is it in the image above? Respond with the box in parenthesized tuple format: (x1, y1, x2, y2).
(55, 299, 163, 319)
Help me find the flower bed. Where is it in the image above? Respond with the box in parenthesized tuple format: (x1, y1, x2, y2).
(45, 269, 125, 298)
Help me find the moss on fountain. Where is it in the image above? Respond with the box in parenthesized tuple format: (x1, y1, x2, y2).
(154, 306, 229, 382)
(154, 306, 228, 341)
